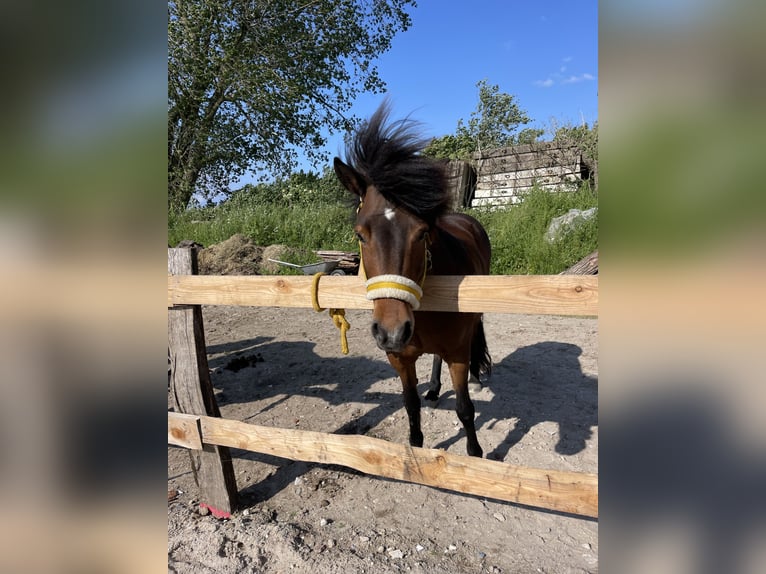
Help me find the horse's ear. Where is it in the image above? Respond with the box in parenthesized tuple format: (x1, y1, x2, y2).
(333, 157, 367, 198)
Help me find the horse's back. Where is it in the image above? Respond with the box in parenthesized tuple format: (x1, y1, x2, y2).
(434, 213, 491, 275)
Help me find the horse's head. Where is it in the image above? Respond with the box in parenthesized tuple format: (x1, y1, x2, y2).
(334, 157, 431, 353)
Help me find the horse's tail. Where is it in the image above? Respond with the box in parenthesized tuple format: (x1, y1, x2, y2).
(470, 317, 492, 379)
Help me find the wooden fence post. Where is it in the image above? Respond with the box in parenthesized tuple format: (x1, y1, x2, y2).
(445, 160, 476, 208)
(168, 248, 238, 517)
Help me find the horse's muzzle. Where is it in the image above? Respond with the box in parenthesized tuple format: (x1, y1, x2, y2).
(371, 318, 413, 353)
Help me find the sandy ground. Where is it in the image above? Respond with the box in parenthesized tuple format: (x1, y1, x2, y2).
(168, 305, 598, 573)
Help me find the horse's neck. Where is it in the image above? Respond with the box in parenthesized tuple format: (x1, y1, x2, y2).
(431, 214, 489, 275)
(430, 221, 466, 275)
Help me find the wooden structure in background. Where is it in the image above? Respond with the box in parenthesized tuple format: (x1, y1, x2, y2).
(471, 142, 589, 208)
(444, 160, 477, 208)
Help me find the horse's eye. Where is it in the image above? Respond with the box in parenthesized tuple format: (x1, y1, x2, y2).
(355, 231, 366, 244)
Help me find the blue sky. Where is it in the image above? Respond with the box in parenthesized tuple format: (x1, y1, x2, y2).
(253, 0, 597, 180)
(322, 1, 596, 160)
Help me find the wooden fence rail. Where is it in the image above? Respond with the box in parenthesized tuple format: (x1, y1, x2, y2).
(169, 412, 598, 518)
(168, 274, 598, 316)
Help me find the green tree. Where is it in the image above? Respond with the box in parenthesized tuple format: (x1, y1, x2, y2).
(553, 122, 598, 165)
(516, 127, 545, 145)
(168, 0, 414, 211)
(552, 121, 598, 189)
(424, 80, 536, 160)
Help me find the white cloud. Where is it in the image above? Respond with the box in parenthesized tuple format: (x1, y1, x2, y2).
(536, 55, 595, 88)
(536, 72, 595, 88)
(562, 73, 596, 84)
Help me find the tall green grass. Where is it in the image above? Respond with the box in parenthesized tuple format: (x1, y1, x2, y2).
(168, 183, 597, 275)
(469, 184, 598, 275)
(169, 202, 354, 251)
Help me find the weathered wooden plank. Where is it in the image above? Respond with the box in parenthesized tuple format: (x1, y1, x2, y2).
(168, 275, 598, 316)
(472, 182, 581, 205)
(473, 188, 531, 200)
(474, 180, 578, 195)
(471, 196, 526, 208)
(477, 165, 581, 184)
(314, 250, 359, 262)
(171, 413, 597, 518)
(561, 251, 599, 275)
(445, 160, 476, 208)
(168, 412, 203, 449)
(476, 150, 581, 174)
(473, 179, 580, 199)
(475, 178, 578, 191)
(168, 248, 239, 516)
(314, 250, 359, 271)
(474, 141, 580, 159)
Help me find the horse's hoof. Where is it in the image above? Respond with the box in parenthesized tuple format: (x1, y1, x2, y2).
(423, 390, 439, 406)
(409, 435, 424, 448)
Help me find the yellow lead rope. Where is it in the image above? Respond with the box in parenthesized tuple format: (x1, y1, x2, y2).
(311, 272, 350, 355)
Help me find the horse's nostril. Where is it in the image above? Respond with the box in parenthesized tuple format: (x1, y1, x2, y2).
(401, 320, 413, 343)
(371, 321, 385, 343)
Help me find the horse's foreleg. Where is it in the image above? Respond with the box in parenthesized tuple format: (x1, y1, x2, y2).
(388, 354, 423, 448)
(424, 355, 442, 403)
(448, 361, 483, 458)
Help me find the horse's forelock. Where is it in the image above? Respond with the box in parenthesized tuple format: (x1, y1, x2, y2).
(344, 101, 450, 224)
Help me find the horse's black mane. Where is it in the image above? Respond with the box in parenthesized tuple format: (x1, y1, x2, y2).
(344, 101, 451, 224)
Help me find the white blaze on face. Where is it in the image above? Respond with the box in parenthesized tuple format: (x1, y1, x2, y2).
(384, 207, 396, 221)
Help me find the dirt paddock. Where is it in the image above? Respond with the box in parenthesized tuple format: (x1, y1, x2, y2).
(168, 305, 598, 573)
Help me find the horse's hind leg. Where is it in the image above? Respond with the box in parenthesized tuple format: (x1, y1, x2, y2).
(388, 354, 424, 448)
(424, 355, 442, 404)
(448, 360, 483, 457)
(467, 362, 482, 392)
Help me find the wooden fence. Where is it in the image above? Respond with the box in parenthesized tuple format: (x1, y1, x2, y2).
(168, 248, 598, 519)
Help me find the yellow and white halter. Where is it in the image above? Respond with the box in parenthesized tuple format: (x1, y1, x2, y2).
(357, 201, 430, 310)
